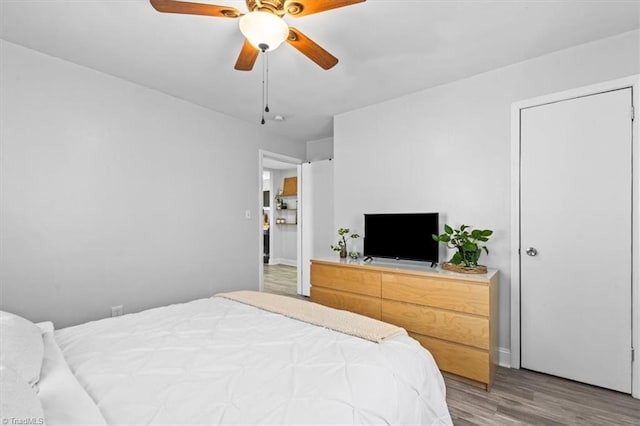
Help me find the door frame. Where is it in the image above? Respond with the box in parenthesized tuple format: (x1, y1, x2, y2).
(510, 75, 640, 398)
(258, 150, 303, 293)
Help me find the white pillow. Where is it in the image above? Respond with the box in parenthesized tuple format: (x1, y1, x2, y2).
(0, 311, 44, 388)
(0, 365, 46, 425)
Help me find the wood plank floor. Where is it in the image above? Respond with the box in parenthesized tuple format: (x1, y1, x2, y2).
(263, 264, 301, 298)
(262, 264, 640, 425)
(446, 367, 639, 425)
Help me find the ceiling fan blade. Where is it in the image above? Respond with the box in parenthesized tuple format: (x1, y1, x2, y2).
(234, 40, 260, 71)
(285, 0, 365, 18)
(150, 0, 242, 18)
(287, 27, 338, 70)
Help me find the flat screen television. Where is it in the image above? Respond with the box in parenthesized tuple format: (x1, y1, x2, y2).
(363, 213, 439, 263)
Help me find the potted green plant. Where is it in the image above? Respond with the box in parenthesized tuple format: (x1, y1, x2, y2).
(331, 228, 360, 259)
(432, 224, 493, 273)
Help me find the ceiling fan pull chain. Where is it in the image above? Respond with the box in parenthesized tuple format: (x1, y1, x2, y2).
(261, 48, 266, 125)
(265, 51, 270, 113)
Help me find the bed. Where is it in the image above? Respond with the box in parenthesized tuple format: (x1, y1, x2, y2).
(1, 291, 452, 425)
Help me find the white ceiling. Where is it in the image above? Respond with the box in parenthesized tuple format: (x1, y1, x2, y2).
(1, 0, 639, 142)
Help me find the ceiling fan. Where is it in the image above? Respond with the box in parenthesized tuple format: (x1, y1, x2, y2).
(150, 0, 366, 71)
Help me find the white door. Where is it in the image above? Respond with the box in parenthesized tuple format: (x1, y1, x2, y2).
(520, 88, 633, 393)
(300, 160, 334, 296)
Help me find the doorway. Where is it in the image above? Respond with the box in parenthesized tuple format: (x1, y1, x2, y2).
(259, 151, 302, 298)
(510, 76, 639, 397)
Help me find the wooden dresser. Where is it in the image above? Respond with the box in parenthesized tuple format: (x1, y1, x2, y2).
(310, 258, 498, 390)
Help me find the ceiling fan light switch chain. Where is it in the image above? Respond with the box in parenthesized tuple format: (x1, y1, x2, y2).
(265, 51, 270, 113)
(260, 50, 271, 124)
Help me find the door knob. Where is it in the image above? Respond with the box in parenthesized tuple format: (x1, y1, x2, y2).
(526, 247, 538, 256)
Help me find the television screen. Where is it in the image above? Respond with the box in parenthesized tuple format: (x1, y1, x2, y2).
(364, 213, 439, 263)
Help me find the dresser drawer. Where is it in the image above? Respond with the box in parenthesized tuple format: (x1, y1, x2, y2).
(310, 259, 497, 389)
(381, 300, 489, 350)
(311, 263, 381, 297)
(410, 333, 490, 384)
(310, 287, 381, 320)
(381, 273, 489, 316)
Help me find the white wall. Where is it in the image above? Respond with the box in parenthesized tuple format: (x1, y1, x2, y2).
(306, 137, 333, 161)
(0, 41, 305, 328)
(334, 30, 640, 357)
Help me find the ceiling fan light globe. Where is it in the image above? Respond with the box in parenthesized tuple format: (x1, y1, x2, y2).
(239, 11, 289, 52)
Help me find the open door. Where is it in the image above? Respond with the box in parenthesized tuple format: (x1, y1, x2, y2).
(300, 159, 334, 296)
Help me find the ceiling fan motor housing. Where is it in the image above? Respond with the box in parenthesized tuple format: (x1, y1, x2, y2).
(245, 0, 304, 17)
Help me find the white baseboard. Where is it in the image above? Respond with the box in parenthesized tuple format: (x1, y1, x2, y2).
(498, 347, 512, 368)
(271, 258, 297, 267)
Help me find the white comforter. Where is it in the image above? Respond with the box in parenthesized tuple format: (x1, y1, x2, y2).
(52, 296, 452, 425)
